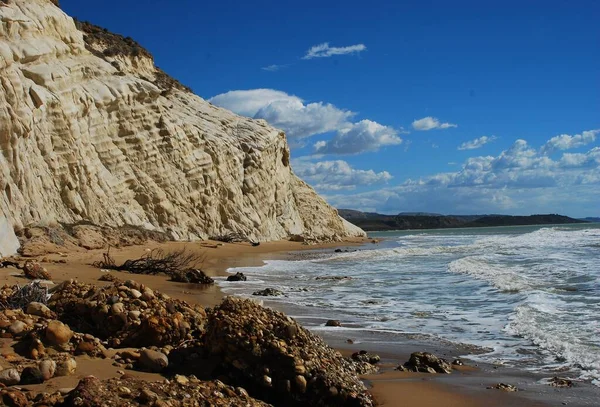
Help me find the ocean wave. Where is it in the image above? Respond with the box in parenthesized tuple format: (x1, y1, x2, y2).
(447, 256, 533, 292)
(506, 295, 600, 379)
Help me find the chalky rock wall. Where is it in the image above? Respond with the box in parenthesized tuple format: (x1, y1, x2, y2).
(0, 0, 364, 241)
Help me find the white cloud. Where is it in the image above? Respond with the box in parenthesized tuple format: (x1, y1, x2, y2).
(293, 159, 393, 191)
(210, 89, 401, 154)
(412, 116, 457, 131)
(303, 42, 367, 59)
(541, 129, 599, 154)
(313, 120, 402, 155)
(323, 130, 600, 216)
(261, 64, 287, 72)
(458, 135, 497, 150)
(209, 89, 353, 140)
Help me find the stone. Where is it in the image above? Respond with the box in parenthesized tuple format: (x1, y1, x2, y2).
(175, 375, 189, 385)
(352, 351, 380, 365)
(111, 303, 125, 314)
(139, 388, 159, 403)
(20, 366, 45, 385)
(55, 358, 77, 376)
(46, 320, 74, 346)
(8, 321, 27, 336)
(295, 375, 307, 393)
(75, 341, 96, 355)
(252, 288, 283, 297)
(139, 349, 169, 373)
(22, 261, 52, 280)
(130, 289, 142, 299)
(38, 359, 57, 381)
(325, 320, 341, 327)
(1, 389, 28, 407)
(0, 369, 20, 386)
(549, 377, 573, 388)
(171, 269, 215, 284)
(26, 302, 53, 318)
(488, 383, 518, 392)
(399, 352, 452, 374)
(226, 272, 247, 282)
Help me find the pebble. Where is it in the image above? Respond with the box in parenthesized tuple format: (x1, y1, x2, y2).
(8, 321, 27, 336)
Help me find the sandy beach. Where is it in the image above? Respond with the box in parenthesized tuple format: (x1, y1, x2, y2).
(1, 237, 571, 406)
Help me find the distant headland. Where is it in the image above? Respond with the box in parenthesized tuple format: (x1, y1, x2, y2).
(338, 210, 591, 232)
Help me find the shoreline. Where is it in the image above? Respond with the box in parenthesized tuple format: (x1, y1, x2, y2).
(4, 237, 595, 406)
(216, 238, 600, 407)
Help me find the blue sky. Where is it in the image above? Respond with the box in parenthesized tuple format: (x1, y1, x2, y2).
(61, 0, 599, 217)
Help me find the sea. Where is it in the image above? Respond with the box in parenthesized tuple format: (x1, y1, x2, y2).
(218, 223, 600, 385)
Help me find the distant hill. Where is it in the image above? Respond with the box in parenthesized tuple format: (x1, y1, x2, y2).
(337, 210, 588, 231)
(580, 217, 600, 223)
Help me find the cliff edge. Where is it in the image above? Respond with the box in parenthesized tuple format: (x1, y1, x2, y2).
(0, 0, 364, 241)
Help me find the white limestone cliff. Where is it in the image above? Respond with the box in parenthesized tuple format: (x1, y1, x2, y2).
(0, 0, 365, 241)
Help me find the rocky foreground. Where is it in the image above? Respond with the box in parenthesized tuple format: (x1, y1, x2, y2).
(0, 272, 377, 406)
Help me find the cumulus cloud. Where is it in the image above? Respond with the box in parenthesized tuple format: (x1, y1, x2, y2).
(312, 120, 402, 155)
(323, 131, 600, 216)
(412, 116, 457, 131)
(293, 159, 393, 191)
(209, 89, 353, 140)
(458, 136, 497, 150)
(210, 89, 402, 154)
(540, 129, 599, 154)
(303, 42, 367, 59)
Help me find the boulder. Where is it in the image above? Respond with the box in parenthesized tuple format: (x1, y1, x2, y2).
(171, 269, 215, 284)
(0, 368, 20, 386)
(55, 357, 77, 376)
(352, 351, 380, 365)
(226, 272, 247, 282)
(39, 359, 57, 381)
(20, 366, 44, 385)
(325, 320, 341, 327)
(138, 349, 168, 373)
(22, 261, 52, 280)
(252, 288, 283, 297)
(26, 302, 53, 318)
(397, 352, 452, 374)
(45, 320, 74, 346)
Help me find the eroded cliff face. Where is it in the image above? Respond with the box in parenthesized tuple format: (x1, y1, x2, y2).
(0, 0, 364, 241)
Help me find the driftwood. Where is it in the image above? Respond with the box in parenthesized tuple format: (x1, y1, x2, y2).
(0, 261, 22, 269)
(92, 248, 203, 276)
(209, 232, 247, 243)
(0, 282, 49, 311)
(210, 232, 260, 246)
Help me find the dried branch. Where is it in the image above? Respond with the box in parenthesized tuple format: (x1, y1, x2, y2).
(92, 248, 204, 276)
(0, 282, 48, 311)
